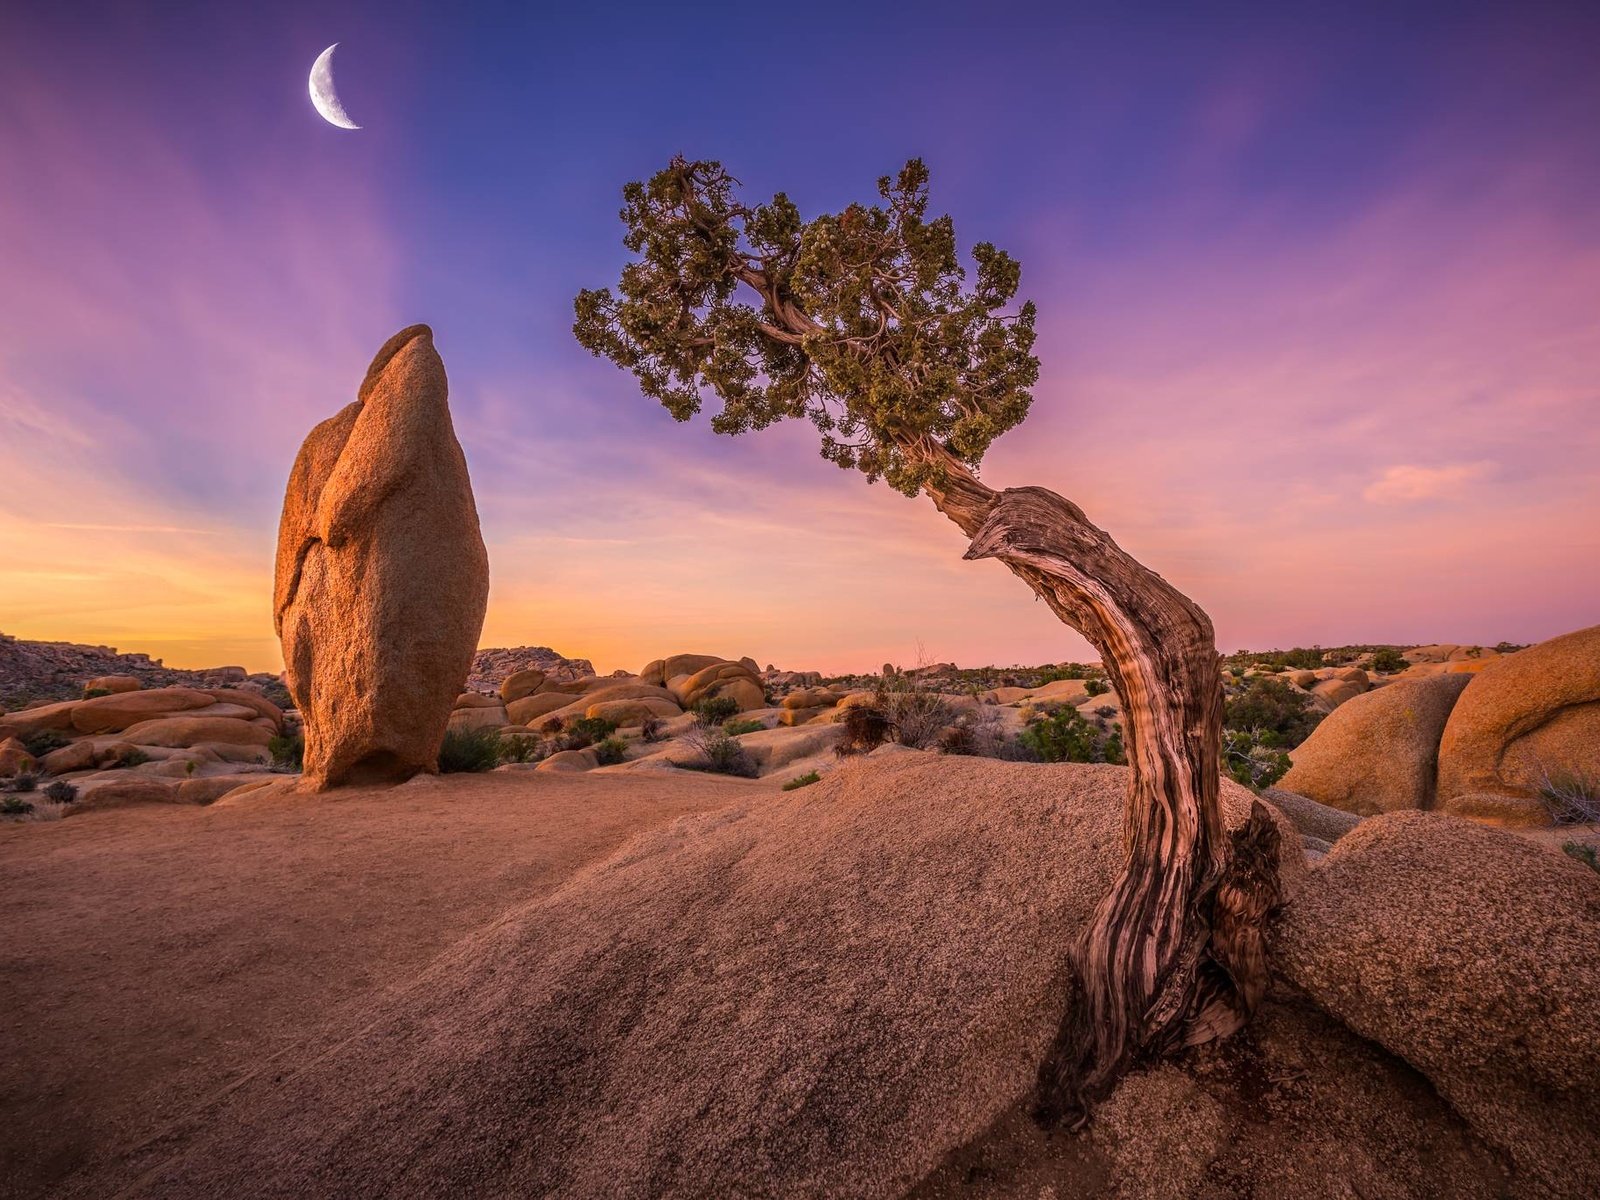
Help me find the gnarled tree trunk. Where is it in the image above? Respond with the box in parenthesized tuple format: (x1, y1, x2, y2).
(913, 443, 1282, 1127)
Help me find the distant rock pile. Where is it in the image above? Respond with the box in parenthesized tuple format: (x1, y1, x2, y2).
(467, 647, 596, 693)
(0, 632, 277, 708)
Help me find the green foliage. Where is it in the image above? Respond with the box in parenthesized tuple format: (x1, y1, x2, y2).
(83, 687, 113, 699)
(438, 727, 502, 774)
(723, 717, 764, 737)
(5, 772, 38, 793)
(267, 732, 304, 773)
(1223, 729, 1293, 790)
(1102, 727, 1126, 765)
(497, 734, 541, 764)
(593, 736, 628, 766)
(1563, 841, 1599, 873)
(1, 796, 33, 815)
(1084, 678, 1110, 698)
(575, 157, 1039, 496)
(782, 771, 822, 791)
(679, 726, 759, 777)
(1018, 707, 1105, 763)
(1224, 677, 1323, 749)
(691, 696, 740, 727)
(114, 747, 149, 768)
(43, 780, 78, 804)
(1368, 648, 1408, 674)
(569, 715, 620, 743)
(20, 730, 70, 758)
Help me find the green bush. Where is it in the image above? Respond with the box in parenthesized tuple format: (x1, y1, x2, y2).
(1, 796, 33, 815)
(1225, 677, 1323, 749)
(6, 772, 39, 794)
(593, 736, 628, 766)
(836, 704, 892, 755)
(1563, 841, 1599, 873)
(1084, 678, 1109, 698)
(1368, 648, 1408, 674)
(1223, 728, 1293, 790)
(43, 780, 78, 804)
(268, 732, 304, 772)
(692, 695, 740, 726)
(498, 734, 541, 764)
(83, 687, 113, 699)
(723, 717, 764, 737)
(114, 747, 150, 768)
(20, 730, 69, 758)
(679, 726, 758, 777)
(782, 771, 821, 791)
(569, 715, 620, 743)
(1019, 706, 1103, 763)
(438, 727, 502, 773)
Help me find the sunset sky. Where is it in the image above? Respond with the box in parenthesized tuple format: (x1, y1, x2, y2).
(2, 1, 1597, 675)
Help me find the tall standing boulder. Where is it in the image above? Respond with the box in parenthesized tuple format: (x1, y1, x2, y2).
(274, 325, 490, 790)
(1279, 673, 1471, 815)
(1436, 624, 1600, 806)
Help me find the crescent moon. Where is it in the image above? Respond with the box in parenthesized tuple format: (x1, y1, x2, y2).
(308, 44, 361, 130)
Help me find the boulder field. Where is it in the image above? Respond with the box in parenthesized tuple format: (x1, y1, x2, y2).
(37, 754, 1591, 1198)
(1279, 624, 1600, 827)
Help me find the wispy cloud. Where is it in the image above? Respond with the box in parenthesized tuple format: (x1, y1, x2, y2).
(1363, 462, 1498, 505)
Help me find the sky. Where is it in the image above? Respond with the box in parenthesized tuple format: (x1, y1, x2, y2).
(1, 0, 1597, 675)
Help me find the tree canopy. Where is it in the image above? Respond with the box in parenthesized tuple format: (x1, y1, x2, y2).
(574, 158, 1040, 496)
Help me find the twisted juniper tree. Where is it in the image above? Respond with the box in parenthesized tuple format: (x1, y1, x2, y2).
(574, 157, 1282, 1124)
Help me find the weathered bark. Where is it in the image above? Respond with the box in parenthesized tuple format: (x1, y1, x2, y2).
(914, 444, 1282, 1127)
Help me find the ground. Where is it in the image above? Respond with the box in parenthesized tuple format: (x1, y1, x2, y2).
(0, 769, 757, 1195)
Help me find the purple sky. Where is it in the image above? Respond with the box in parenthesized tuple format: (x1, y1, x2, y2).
(1, 1, 1596, 672)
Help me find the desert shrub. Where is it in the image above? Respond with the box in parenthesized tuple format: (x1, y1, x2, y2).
(592, 736, 628, 766)
(1246, 647, 1326, 671)
(939, 706, 1031, 760)
(43, 780, 78, 804)
(540, 716, 566, 734)
(837, 704, 893, 756)
(570, 715, 620, 743)
(267, 732, 304, 773)
(6, 772, 39, 793)
(1102, 727, 1126, 765)
(1536, 765, 1600, 825)
(1225, 677, 1323, 749)
(1228, 666, 1246, 679)
(1019, 707, 1104, 763)
(1084, 678, 1110, 698)
(83, 687, 113, 699)
(639, 716, 667, 743)
(1, 796, 34, 815)
(438, 726, 501, 773)
(723, 717, 764, 737)
(782, 771, 821, 790)
(1494, 641, 1526, 654)
(874, 676, 956, 750)
(1563, 841, 1599, 873)
(1368, 648, 1408, 674)
(692, 695, 740, 726)
(113, 747, 150, 768)
(679, 724, 758, 777)
(1223, 728, 1293, 790)
(21, 729, 69, 758)
(498, 734, 541, 764)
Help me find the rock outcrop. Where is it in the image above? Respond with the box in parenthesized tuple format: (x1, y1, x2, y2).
(99, 757, 1306, 1198)
(1276, 811, 1600, 1196)
(274, 325, 489, 790)
(1436, 623, 1600, 806)
(1279, 674, 1471, 814)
